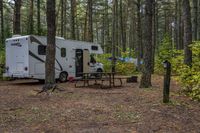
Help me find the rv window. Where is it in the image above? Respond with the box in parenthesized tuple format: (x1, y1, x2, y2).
(91, 46, 98, 51)
(61, 48, 66, 57)
(38, 45, 46, 55)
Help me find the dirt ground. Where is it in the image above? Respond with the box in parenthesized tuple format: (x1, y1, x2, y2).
(0, 75, 199, 133)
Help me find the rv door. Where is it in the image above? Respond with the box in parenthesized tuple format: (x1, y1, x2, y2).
(83, 49, 90, 73)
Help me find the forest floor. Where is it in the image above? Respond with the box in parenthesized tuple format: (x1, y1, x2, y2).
(0, 75, 200, 133)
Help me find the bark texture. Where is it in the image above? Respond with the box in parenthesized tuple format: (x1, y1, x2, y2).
(45, 0, 56, 85)
(70, 0, 76, 39)
(182, 0, 192, 66)
(87, 0, 93, 42)
(13, 0, 21, 34)
(140, 0, 153, 88)
(37, 0, 41, 35)
(0, 0, 4, 44)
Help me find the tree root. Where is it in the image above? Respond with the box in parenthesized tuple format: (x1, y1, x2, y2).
(37, 84, 64, 94)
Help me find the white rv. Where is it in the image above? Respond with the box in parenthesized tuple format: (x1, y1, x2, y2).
(4, 35, 104, 82)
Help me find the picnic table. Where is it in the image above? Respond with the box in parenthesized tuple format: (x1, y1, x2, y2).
(75, 72, 131, 88)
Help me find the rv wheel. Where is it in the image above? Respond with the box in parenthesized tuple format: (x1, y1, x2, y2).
(59, 72, 68, 82)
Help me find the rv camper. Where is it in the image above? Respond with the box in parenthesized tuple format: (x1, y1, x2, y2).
(3, 35, 104, 82)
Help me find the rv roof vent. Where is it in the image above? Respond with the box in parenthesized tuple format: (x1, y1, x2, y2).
(56, 36, 65, 40)
(12, 35, 21, 38)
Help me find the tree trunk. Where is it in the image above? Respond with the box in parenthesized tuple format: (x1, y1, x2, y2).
(182, 0, 192, 66)
(112, 0, 118, 72)
(128, 0, 136, 51)
(70, 0, 76, 39)
(37, 0, 41, 35)
(140, 0, 153, 88)
(45, 0, 56, 86)
(28, 0, 34, 34)
(198, 0, 200, 40)
(0, 0, 4, 44)
(120, 0, 126, 52)
(63, 0, 67, 38)
(60, 0, 64, 37)
(151, 0, 156, 74)
(177, 0, 184, 49)
(104, 0, 110, 53)
(192, 0, 198, 41)
(87, 0, 93, 42)
(175, 0, 178, 49)
(136, 0, 142, 71)
(13, 0, 21, 34)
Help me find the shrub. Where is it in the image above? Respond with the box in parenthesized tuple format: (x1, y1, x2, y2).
(155, 35, 200, 101)
(96, 51, 137, 75)
(176, 42, 200, 101)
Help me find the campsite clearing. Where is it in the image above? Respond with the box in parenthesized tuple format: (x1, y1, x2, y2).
(0, 75, 199, 133)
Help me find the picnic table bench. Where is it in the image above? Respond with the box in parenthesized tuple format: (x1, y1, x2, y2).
(75, 72, 136, 88)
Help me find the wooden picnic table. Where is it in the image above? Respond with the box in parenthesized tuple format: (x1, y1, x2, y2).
(75, 72, 125, 88)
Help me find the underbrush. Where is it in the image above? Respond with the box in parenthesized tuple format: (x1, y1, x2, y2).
(96, 52, 137, 76)
(155, 35, 200, 101)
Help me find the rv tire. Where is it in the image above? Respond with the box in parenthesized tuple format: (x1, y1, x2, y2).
(59, 72, 68, 82)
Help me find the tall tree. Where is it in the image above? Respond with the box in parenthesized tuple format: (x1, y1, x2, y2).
(151, 0, 157, 73)
(140, 0, 153, 88)
(37, 0, 41, 35)
(104, 0, 110, 53)
(182, 0, 192, 66)
(70, 0, 76, 39)
(119, 0, 126, 52)
(60, 0, 64, 37)
(13, 0, 21, 34)
(177, 0, 184, 50)
(136, 0, 142, 71)
(0, 0, 4, 44)
(112, 0, 118, 72)
(28, 0, 34, 34)
(87, 0, 93, 42)
(192, 0, 198, 40)
(199, 0, 200, 40)
(44, 0, 56, 89)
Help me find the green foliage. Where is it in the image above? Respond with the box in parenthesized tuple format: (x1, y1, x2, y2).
(155, 34, 174, 74)
(96, 51, 136, 75)
(176, 42, 200, 101)
(155, 35, 200, 101)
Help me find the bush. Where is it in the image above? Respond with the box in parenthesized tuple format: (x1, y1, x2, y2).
(155, 35, 200, 101)
(96, 51, 137, 75)
(155, 34, 184, 75)
(176, 42, 200, 101)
